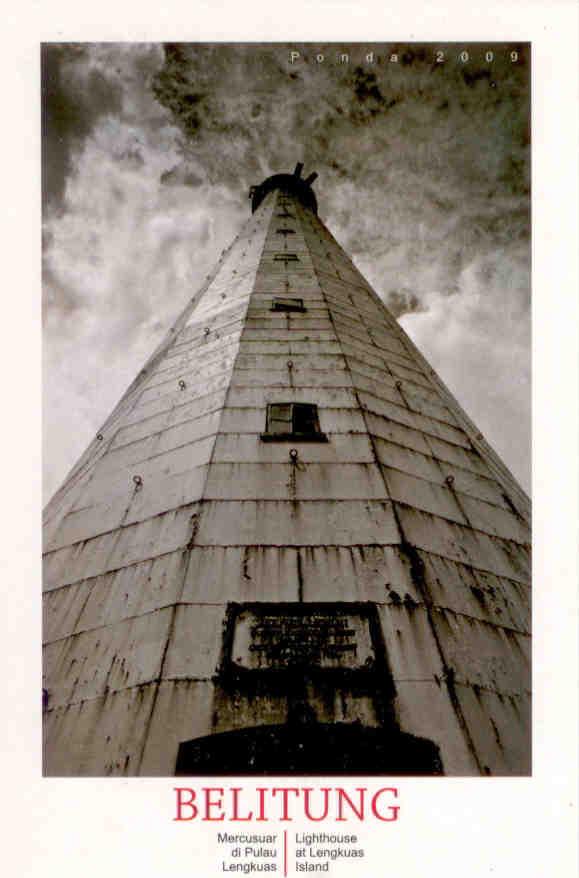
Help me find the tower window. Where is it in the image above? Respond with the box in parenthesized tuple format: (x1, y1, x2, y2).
(261, 403, 328, 442)
(273, 253, 299, 263)
(271, 297, 305, 313)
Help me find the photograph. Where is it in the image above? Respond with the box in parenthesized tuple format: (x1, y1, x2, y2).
(41, 42, 531, 778)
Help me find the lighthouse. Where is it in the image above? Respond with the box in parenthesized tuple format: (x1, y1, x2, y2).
(42, 165, 531, 776)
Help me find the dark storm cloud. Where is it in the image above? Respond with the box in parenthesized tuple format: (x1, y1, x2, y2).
(41, 44, 123, 211)
(386, 289, 428, 318)
(160, 166, 204, 187)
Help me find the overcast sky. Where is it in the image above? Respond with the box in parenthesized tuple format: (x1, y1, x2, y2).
(42, 42, 531, 503)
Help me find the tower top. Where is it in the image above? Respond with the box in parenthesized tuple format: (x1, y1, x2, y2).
(250, 163, 318, 214)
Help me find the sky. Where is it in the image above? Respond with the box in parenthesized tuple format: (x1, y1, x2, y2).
(42, 42, 531, 502)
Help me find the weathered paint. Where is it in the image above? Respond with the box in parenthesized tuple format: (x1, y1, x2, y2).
(43, 178, 530, 776)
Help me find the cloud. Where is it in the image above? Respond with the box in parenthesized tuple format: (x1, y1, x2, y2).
(385, 290, 428, 318)
(41, 44, 123, 211)
(400, 241, 531, 486)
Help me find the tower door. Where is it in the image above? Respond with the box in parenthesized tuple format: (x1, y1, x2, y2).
(175, 723, 442, 776)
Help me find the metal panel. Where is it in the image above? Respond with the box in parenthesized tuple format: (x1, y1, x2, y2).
(225, 386, 359, 409)
(204, 462, 387, 501)
(105, 505, 199, 573)
(458, 494, 531, 545)
(163, 604, 226, 679)
(212, 432, 374, 464)
(374, 438, 446, 482)
(119, 389, 227, 431)
(431, 608, 530, 695)
(365, 411, 432, 455)
(87, 434, 159, 479)
(235, 353, 346, 371)
(230, 369, 353, 389)
(74, 551, 186, 631)
(299, 545, 416, 603)
(76, 438, 214, 507)
(450, 684, 531, 775)
(382, 465, 469, 526)
(43, 684, 158, 776)
(435, 463, 511, 509)
(377, 604, 444, 681)
(194, 499, 400, 547)
(47, 496, 129, 552)
(43, 580, 92, 642)
(43, 607, 173, 707)
(137, 680, 215, 776)
(181, 545, 299, 603)
(122, 466, 208, 526)
(424, 434, 493, 476)
(239, 340, 342, 355)
(366, 398, 472, 448)
(417, 551, 531, 633)
(396, 505, 531, 582)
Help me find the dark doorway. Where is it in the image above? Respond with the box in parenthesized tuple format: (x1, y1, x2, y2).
(175, 723, 442, 776)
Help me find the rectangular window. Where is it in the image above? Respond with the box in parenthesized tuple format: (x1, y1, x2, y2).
(261, 403, 327, 441)
(273, 253, 299, 263)
(271, 297, 305, 313)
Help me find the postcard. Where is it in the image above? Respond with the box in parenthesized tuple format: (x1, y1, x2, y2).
(4, 3, 578, 877)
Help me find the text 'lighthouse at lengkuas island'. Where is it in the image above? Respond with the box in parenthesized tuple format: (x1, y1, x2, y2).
(42, 165, 531, 777)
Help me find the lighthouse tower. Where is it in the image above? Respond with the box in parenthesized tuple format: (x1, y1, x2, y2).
(43, 165, 531, 776)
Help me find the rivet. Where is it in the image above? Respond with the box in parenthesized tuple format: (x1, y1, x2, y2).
(445, 475, 455, 487)
(204, 327, 211, 335)
(289, 448, 298, 461)
(287, 360, 294, 369)
(178, 380, 186, 390)
(395, 380, 402, 389)
(96, 434, 103, 441)
(132, 475, 143, 487)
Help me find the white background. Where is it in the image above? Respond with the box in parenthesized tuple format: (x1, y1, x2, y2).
(1, 1, 577, 875)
